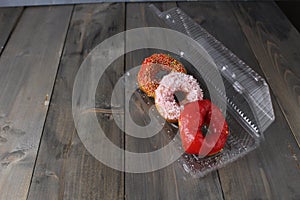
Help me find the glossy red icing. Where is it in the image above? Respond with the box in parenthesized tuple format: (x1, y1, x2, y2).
(179, 100, 229, 156)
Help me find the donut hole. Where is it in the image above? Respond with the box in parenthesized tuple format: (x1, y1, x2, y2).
(201, 124, 209, 137)
(174, 91, 186, 104)
(154, 68, 170, 81)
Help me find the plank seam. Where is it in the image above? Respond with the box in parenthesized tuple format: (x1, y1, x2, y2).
(0, 7, 24, 57)
(217, 171, 226, 200)
(25, 5, 75, 200)
(123, 3, 127, 200)
(274, 96, 300, 147)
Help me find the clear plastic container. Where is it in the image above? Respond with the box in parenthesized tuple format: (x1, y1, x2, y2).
(147, 5, 275, 177)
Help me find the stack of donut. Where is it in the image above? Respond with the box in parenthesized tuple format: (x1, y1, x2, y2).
(137, 53, 229, 156)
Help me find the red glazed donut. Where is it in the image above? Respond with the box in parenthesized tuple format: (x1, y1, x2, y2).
(137, 53, 187, 97)
(179, 99, 229, 156)
(155, 72, 203, 123)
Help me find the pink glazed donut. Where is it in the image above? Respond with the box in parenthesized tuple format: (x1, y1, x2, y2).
(154, 72, 203, 122)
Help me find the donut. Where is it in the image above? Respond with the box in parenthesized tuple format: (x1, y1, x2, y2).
(179, 99, 229, 156)
(137, 53, 187, 97)
(155, 72, 203, 122)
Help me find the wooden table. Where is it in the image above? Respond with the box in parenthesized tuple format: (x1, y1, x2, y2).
(0, 2, 299, 199)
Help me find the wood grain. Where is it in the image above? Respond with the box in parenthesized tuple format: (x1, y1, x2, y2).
(0, 2, 297, 199)
(125, 3, 223, 200)
(233, 2, 300, 147)
(179, 2, 300, 199)
(0, 6, 72, 200)
(219, 98, 300, 200)
(0, 7, 23, 55)
(27, 3, 125, 200)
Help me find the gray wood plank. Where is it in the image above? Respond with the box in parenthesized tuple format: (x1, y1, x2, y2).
(233, 2, 300, 147)
(219, 99, 300, 200)
(178, 2, 300, 199)
(0, 7, 23, 55)
(125, 3, 223, 200)
(27, 3, 125, 199)
(0, 6, 72, 200)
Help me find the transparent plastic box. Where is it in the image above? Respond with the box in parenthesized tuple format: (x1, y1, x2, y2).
(146, 5, 275, 177)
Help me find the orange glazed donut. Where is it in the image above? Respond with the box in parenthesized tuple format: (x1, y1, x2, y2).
(155, 72, 203, 123)
(179, 100, 229, 156)
(137, 53, 187, 97)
